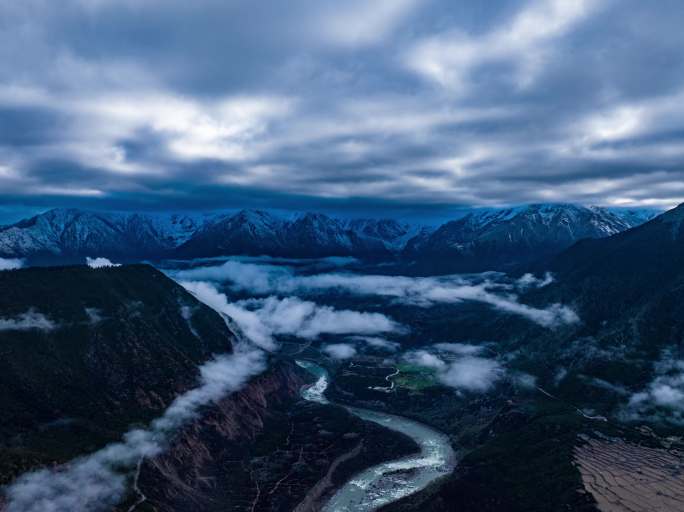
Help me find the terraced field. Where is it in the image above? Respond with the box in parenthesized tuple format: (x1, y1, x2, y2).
(575, 438, 684, 511)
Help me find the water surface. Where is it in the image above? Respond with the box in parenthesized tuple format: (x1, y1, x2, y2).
(296, 360, 456, 512)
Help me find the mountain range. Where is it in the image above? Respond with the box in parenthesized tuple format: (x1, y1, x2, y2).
(2, 204, 683, 512)
(0, 204, 659, 271)
(401, 204, 656, 272)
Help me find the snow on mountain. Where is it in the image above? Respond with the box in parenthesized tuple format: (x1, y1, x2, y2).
(342, 218, 423, 251)
(402, 203, 653, 273)
(0, 203, 657, 264)
(604, 207, 662, 228)
(176, 209, 286, 257)
(176, 210, 400, 258)
(0, 209, 214, 260)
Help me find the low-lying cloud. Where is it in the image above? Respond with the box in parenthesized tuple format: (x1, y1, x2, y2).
(433, 342, 485, 356)
(404, 349, 504, 392)
(86, 257, 121, 269)
(349, 335, 400, 352)
(622, 353, 684, 425)
(516, 272, 554, 290)
(0, 257, 24, 271)
(404, 349, 447, 370)
(439, 357, 504, 392)
(0, 310, 55, 331)
(174, 261, 578, 328)
(4, 346, 265, 512)
(180, 280, 402, 351)
(323, 343, 357, 360)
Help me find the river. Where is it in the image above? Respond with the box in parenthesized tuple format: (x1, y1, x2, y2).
(296, 360, 456, 512)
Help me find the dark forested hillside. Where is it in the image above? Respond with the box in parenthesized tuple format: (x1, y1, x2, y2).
(0, 265, 236, 484)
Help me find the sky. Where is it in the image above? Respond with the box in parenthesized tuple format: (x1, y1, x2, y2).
(1, 0, 684, 222)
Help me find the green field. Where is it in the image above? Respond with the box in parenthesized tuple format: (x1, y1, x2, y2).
(393, 364, 438, 390)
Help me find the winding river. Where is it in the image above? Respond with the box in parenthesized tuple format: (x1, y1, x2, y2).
(296, 360, 456, 512)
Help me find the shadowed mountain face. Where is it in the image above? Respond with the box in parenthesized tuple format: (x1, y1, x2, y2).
(0, 265, 236, 485)
(533, 203, 684, 330)
(173, 211, 405, 259)
(401, 204, 654, 273)
(0, 204, 657, 268)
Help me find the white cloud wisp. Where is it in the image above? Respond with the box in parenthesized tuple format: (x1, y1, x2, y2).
(180, 280, 403, 351)
(174, 262, 578, 328)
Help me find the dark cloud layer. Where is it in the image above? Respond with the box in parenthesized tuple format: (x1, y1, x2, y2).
(1, 0, 684, 218)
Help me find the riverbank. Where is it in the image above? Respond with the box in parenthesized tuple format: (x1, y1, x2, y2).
(297, 361, 456, 512)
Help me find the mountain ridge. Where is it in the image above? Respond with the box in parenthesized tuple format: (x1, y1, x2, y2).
(401, 203, 659, 273)
(0, 204, 660, 268)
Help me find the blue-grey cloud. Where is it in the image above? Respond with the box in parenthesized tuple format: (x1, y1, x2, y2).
(2, 0, 684, 215)
(0, 310, 54, 331)
(0, 257, 24, 271)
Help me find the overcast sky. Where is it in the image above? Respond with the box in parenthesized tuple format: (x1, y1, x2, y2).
(1, 0, 683, 221)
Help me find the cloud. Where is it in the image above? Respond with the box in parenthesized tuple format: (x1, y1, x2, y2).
(174, 262, 578, 328)
(404, 349, 504, 392)
(621, 353, 684, 425)
(84, 307, 104, 325)
(4, 346, 265, 512)
(0, 257, 24, 270)
(176, 261, 290, 295)
(512, 371, 538, 390)
(582, 375, 630, 396)
(350, 335, 400, 352)
(179, 280, 402, 351)
(516, 272, 554, 290)
(404, 0, 602, 91)
(0, 310, 55, 331)
(438, 356, 504, 392)
(553, 367, 568, 387)
(177, 280, 278, 351)
(2, 1, 684, 212)
(86, 257, 121, 268)
(179, 305, 199, 337)
(315, 0, 420, 47)
(433, 342, 484, 356)
(323, 343, 357, 360)
(404, 350, 447, 370)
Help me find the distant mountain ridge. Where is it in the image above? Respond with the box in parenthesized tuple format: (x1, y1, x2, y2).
(0, 204, 660, 267)
(0, 208, 422, 262)
(0, 208, 206, 262)
(174, 211, 419, 259)
(401, 203, 660, 273)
